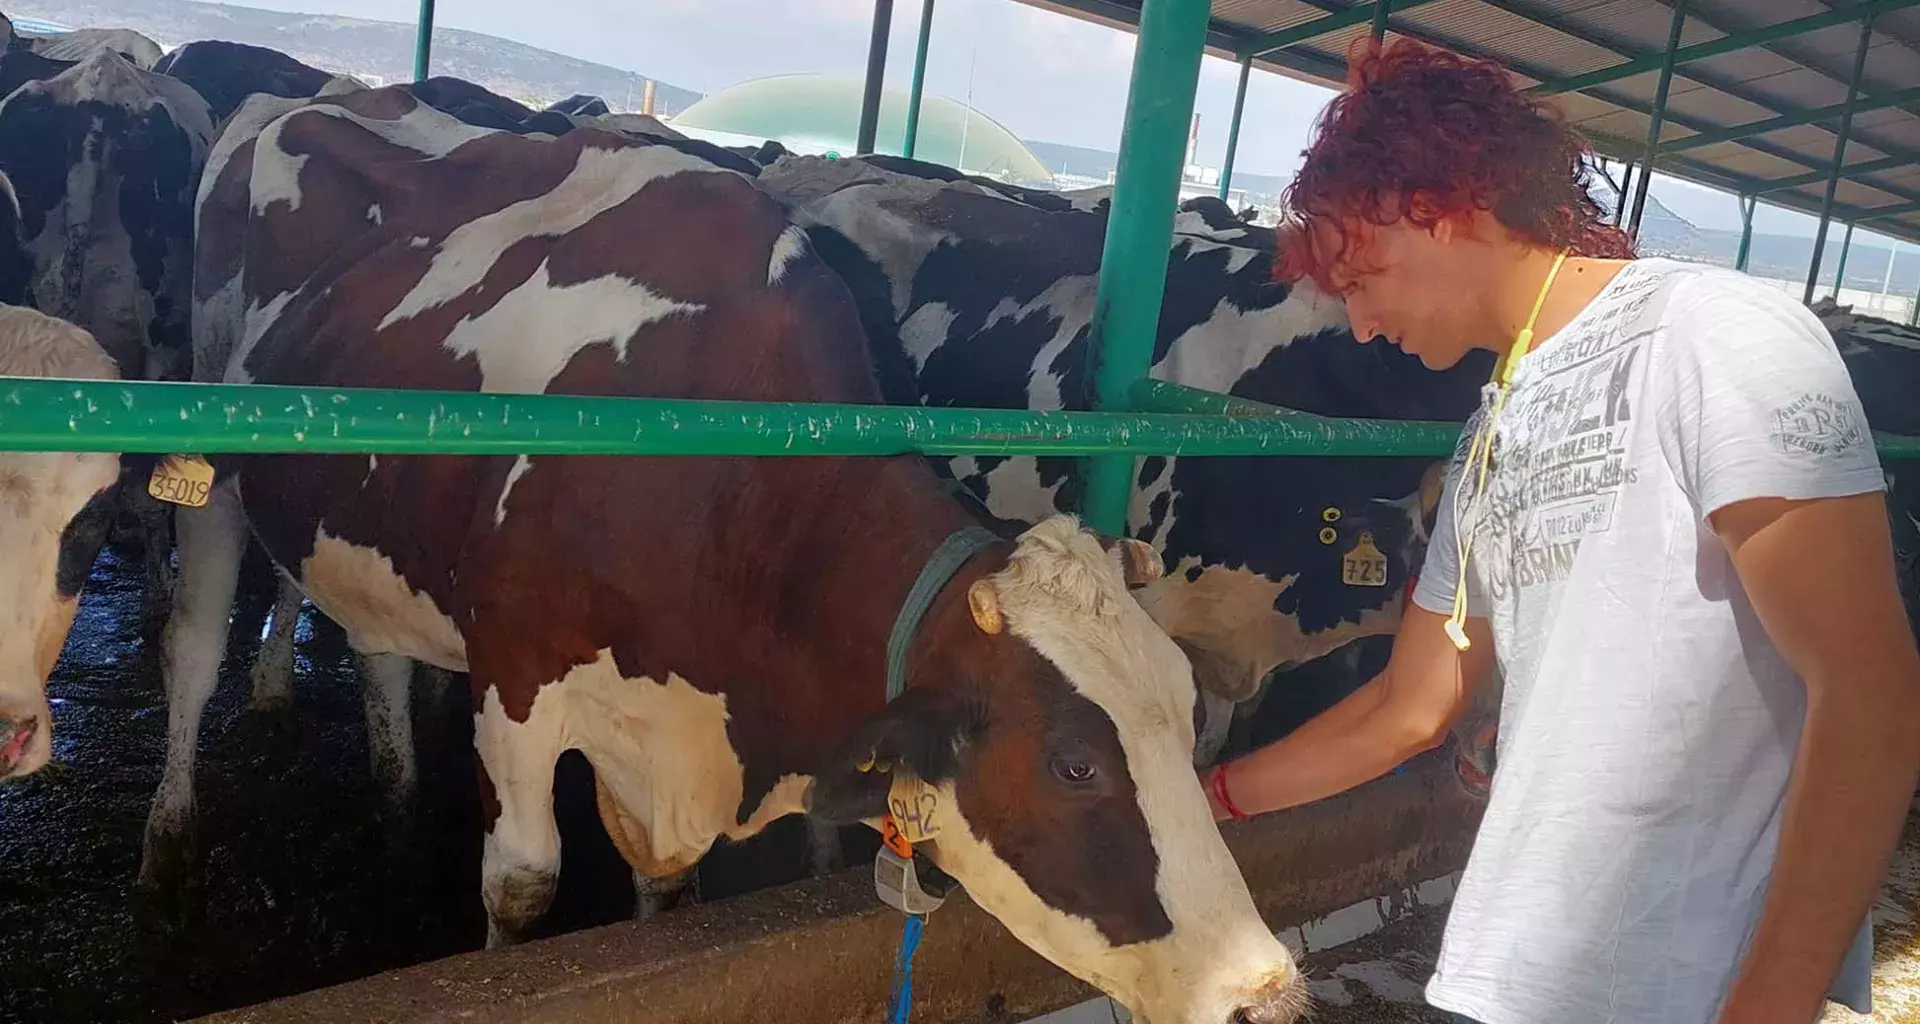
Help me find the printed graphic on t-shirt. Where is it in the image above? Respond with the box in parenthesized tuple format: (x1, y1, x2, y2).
(1769, 389, 1868, 458)
(1455, 267, 1665, 603)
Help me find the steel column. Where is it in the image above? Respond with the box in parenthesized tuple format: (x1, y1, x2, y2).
(1734, 194, 1756, 272)
(1806, 9, 1877, 304)
(1218, 56, 1252, 201)
(1370, 0, 1393, 40)
(1082, 0, 1211, 535)
(1614, 161, 1635, 226)
(412, 0, 435, 81)
(856, 0, 895, 156)
(1833, 221, 1858, 298)
(903, 0, 936, 158)
(1628, 0, 1687, 238)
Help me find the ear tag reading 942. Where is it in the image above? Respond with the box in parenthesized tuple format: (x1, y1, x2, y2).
(147, 454, 215, 508)
(1341, 530, 1388, 588)
(888, 772, 943, 844)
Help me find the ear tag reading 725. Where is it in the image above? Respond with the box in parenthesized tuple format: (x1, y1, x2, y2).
(148, 454, 215, 508)
(1341, 530, 1388, 588)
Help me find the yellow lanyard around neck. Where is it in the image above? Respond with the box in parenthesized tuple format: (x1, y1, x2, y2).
(1443, 248, 1572, 651)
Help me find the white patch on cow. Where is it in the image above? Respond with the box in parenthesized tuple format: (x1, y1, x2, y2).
(977, 456, 1062, 525)
(367, 203, 383, 225)
(380, 144, 722, 332)
(299, 527, 468, 672)
(222, 289, 296, 384)
(494, 455, 533, 527)
(252, 98, 494, 216)
(923, 516, 1299, 1024)
(472, 647, 803, 940)
(1153, 279, 1349, 395)
(1003, 276, 1099, 412)
(410, 236, 431, 249)
(0, 307, 120, 780)
(900, 302, 958, 373)
(440, 260, 703, 394)
(799, 183, 952, 318)
(767, 224, 808, 285)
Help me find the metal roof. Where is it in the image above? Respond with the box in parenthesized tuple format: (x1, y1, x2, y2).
(1024, 0, 1920, 245)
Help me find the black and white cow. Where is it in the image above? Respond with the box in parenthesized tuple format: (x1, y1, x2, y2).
(152, 40, 346, 123)
(0, 49, 214, 637)
(754, 154, 1491, 763)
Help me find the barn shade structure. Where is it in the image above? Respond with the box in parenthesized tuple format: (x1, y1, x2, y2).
(387, 0, 1920, 535)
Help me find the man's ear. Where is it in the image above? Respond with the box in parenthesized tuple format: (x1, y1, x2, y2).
(805, 686, 983, 827)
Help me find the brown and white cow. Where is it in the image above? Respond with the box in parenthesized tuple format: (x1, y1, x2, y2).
(164, 87, 1306, 1023)
(0, 300, 125, 781)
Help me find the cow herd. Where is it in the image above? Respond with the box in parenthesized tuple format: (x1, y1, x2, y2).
(1, 17, 1919, 1024)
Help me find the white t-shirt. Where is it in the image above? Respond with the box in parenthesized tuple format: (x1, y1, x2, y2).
(1411, 257, 1885, 1024)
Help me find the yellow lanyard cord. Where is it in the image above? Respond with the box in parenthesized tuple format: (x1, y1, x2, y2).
(1444, 248, 1571, 651)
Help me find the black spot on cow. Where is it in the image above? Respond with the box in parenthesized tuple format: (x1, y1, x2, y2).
(0, 49, 72, 99)
(1138, 456, 1167, 488)
(152, 40, 333, 122)
(55, 487, 117, 597)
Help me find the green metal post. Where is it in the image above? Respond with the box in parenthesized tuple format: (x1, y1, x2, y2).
(1806, 8, 1877, 305)
(1218, 56, 1251, 201)
(1614, 161, 1635, 226)
(1734, 194, 1756, 272)
(856, 0, 895, 155)
(1370, 0, 1393, 40)
(903, 0, 935, 159)
(1082, 0, 1212, 536)
(1628, 0, 1687, 238)
(412, 0, 435, 82)
(1832, 220, 1857, 298)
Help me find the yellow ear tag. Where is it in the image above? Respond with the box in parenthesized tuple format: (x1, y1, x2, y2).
(887, 772, 943, 844)
(148, 454, 215, 508)
(967, 580, 1003, 635)
(1341, 531, 1388, 588)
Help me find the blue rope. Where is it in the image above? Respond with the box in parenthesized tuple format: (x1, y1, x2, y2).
(886, 912, 927, 1024)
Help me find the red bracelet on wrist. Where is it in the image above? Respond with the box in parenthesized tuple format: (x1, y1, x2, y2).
(1209, 762, 1249, 821)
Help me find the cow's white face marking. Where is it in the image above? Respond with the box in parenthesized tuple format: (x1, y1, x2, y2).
(494, 455, 534, 528)
(0, 307, 121, 778)
(437, 259, 703, 394)
(379, 143, 720, 332)
(299, 527, 468, 671)
(767, 224, 808, 285)
(917, 517, 1300, 1024)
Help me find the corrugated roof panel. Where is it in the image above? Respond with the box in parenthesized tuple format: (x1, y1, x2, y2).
(1836, 177, 1914, 209)
(1212, 0, 1322, 36)
(1551, 0, 1724, 55)
(1708, 146, 1824, 181)
(1658, 84, 1786, 127)
(1713, 64, 1852, 113)
(1393, 4, 1622, 77)
(1689, 45, 1808, 90)
(1867, 165, 1920, 188)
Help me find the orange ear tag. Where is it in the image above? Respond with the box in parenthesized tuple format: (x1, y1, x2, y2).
(888, 772, 943, 844)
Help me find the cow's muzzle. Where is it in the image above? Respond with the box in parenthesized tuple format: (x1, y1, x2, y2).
(1229, 971, 1310, 1024)
(0, 713, 45, 780)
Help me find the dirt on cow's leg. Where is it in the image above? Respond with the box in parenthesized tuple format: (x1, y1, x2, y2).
(137, 480, 248, 926)
(248, 574, 304, 713)
(358, 652, 419, 856)
(475, 710, 564, 949)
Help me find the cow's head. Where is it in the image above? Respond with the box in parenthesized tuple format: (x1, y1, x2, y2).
(0, 305, 123, 780)
(811, 514, 1303, 1024)
(0, 49, 213, 382)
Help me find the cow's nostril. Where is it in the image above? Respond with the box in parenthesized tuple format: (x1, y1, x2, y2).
(1229, 974, 1310, 1024)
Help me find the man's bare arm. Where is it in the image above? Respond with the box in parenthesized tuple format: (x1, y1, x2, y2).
(1711, 491, 1920, 1024)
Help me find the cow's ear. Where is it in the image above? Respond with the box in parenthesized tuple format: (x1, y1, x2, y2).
(1096, 535, 1163, 587)
(805, 687, 984, 826)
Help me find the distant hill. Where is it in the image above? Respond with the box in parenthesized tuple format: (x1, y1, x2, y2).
(1024, 138, 1295, 200)
(5, 0, 703, 114)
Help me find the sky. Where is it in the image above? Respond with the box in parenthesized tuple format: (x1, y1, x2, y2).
(222, 0, 1906, 249)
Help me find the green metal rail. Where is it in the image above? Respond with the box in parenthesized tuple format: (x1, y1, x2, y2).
(12, 376, 1916, 462)
(0, 378, 1464, 459)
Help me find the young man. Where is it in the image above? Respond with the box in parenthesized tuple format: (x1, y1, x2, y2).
(1203, 37, 1920, 1024)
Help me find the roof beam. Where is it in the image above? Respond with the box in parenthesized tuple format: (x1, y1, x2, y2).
(1530, 0, 1920, 97)
(1755, 153, 1912, 195)
(1471, 0, 1920, 205)
(1660, 85, 1920, 153)
(1863, 198, 1920, 220)
(1237, 0, 1443, 58)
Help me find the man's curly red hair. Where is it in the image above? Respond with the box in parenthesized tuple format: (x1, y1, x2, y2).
(1277, 36, 1635, 293)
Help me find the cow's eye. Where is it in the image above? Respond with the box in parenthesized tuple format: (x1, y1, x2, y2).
(1051, 757, 1097, 785)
